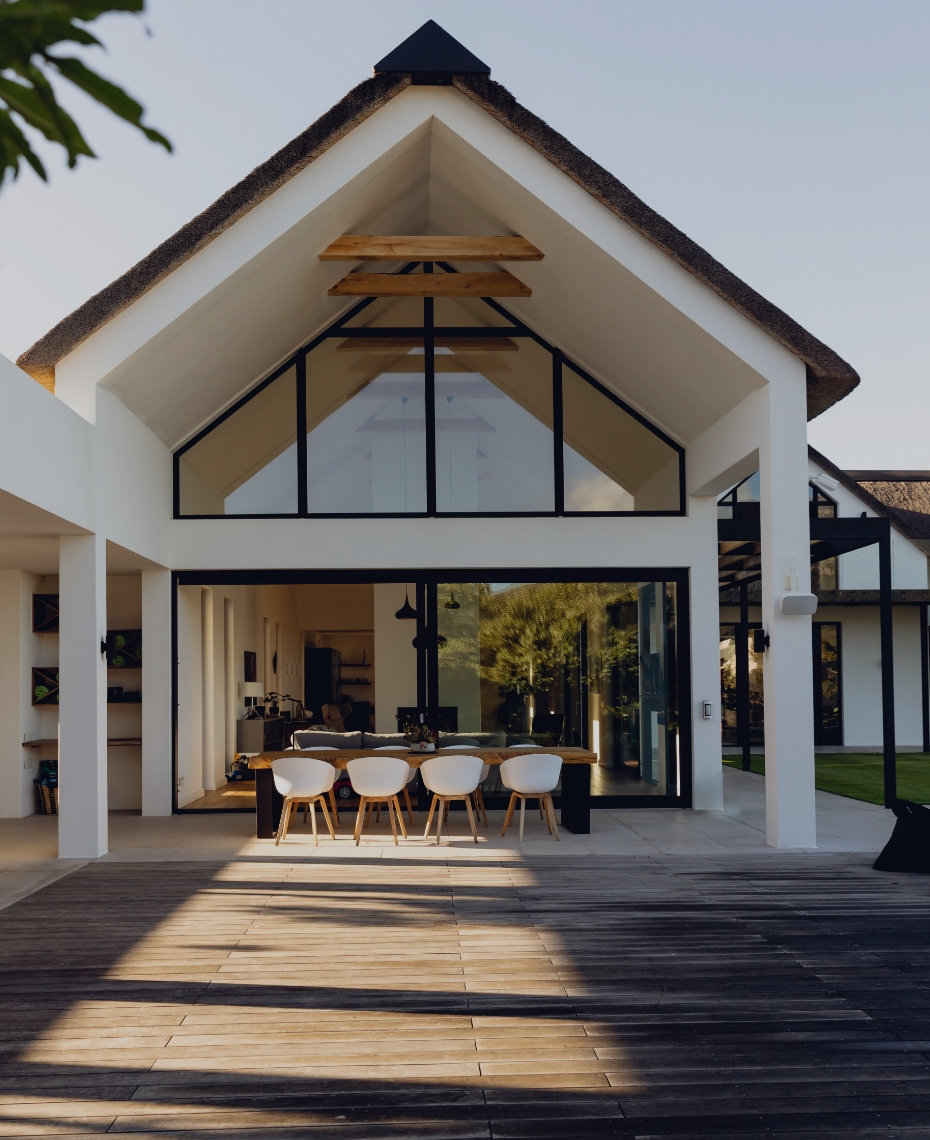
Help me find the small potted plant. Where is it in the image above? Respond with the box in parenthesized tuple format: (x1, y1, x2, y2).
(404, 721, 436, 753)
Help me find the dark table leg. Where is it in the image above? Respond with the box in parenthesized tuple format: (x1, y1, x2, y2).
(255, 768, 283, 838)
(560, 764, 590, 834)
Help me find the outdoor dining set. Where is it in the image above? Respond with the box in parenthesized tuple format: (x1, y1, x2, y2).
(269, 748, 564, 846)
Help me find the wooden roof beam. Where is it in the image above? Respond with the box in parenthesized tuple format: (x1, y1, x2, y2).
(320, 235, 543, 262)
(328, 272, 531, 298)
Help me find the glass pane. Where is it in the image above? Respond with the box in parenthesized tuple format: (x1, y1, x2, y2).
(562, 365, 680, 511)
(306, 337, 426, 513)
(342, 295, 424, 328)
(437, 580, 680, 798)
(434, 296, 518, 327)
(719, 624, 765, 746)
(815, 623, 842, 745)
(435, 337, 554, 512)
(178, 367, 297, 515)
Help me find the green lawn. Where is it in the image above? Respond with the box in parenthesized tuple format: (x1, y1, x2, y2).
(723, 752, 930, 805)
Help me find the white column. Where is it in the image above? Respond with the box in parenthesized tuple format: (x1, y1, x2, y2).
(262, 616, 271, 695)
(224, 597, 236, 767)
(759, 375, 817, 848)
(141, 569, 172, 815)
(689, 494, 725, 810)
(201, 587, 216, 791)
(58, 533, 107, 858)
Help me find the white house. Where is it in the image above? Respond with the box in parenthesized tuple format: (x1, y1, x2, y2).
(2, 20, 913, 858)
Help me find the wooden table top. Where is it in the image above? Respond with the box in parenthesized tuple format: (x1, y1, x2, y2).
(248, 747, 597, 770)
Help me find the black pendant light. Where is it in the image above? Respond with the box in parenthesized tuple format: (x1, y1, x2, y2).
(395, 585, 418, 620)
(444, 591, 460, 610)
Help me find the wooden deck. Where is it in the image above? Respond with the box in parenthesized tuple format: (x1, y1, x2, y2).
(0, 854, 929, 1136)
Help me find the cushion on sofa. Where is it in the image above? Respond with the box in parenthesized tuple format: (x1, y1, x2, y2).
(361, 733, 409, 748)
(292, 730, 363, 750)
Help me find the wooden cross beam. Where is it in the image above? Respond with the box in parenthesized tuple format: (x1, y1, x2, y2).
(319, 235, 543, 262)
(328, 272, 531, 298)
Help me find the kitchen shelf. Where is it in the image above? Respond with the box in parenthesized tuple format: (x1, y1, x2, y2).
(23, 738, 142, 748)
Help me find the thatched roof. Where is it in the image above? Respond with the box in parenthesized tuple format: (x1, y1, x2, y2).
(810, 447, 930, 549)
(17, 23, 859, 419)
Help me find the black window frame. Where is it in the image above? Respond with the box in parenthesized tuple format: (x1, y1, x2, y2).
(173, 281, 686, 520)
(171, 565, 693, 813)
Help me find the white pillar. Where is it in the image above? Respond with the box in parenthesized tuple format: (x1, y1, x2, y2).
(141, 569, 172, 815)
(201, 587, 216, 791)
(759, 375, 817, 848)
(58, 533, 107, 858)
(224, 597, 236, 767)
(689, 494, 725, 810)
(263, 616, 271, 696)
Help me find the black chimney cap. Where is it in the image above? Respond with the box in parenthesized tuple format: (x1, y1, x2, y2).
(374, 20, 490, 85)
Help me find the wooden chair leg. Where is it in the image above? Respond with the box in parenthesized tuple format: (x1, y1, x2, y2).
(402, 784, 415, 827)
(310, 799, 318, 846)
(276, 798, 294, 845)
(423, 794, 438, 841)
(501, 792, 517, 836)
(463, 794, 478, 843)
(539, 798, 545, 820)
(393, 796, 408, 840)
(354, 796, 366, 845)
(543, 797, 552, 834)
(519, 795, 526, 842)
(475, 786, 488, 827)
(328, 788, 340, 829)
(376, 801, 382, 823)
(319, 796, 336, 840)
(546, 794, 560, 841)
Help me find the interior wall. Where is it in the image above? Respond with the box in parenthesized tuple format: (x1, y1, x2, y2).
(373, 583, 418, 733)
(176, 585, 203, 806)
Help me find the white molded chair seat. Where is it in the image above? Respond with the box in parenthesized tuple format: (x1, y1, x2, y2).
(346, 757, 410, 845)
(420, 755, 483, 844)
(500, 754, 562, 842)
(271, 757, 337, 846)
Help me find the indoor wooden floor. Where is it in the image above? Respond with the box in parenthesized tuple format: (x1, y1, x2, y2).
(1, 854, 930, 1137)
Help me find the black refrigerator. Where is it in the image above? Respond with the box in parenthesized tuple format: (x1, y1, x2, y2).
(304, 647, 341, 721)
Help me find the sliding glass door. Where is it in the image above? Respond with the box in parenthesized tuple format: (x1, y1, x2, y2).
(435, 578, 684, 801)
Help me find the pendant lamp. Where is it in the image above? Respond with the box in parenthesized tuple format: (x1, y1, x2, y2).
(395, 585, 418, 620)
(444, 591, 460, 610)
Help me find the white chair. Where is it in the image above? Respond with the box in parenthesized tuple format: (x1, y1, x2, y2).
(290, 746, 341, 827)
(420, 755, 484, 844)
(346, 757, 410, 845)
(272, 757, 337, 846)
(473, 763, 490, 826)
(372, 746, 416, 825)
(500, 754, 563, 842)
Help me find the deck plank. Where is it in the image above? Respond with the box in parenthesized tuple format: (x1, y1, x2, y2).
(0, 855, 928, 1136)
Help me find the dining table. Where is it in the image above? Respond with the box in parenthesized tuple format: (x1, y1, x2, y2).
(248, 746, 596, 838)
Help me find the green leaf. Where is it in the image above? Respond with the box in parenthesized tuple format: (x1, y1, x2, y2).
(47, 54, 170, 150)
(0, 104, 47, 184)
(0, 0, 170, 189)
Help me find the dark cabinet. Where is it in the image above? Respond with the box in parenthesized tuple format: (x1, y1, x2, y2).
(237, 717, 287, 753)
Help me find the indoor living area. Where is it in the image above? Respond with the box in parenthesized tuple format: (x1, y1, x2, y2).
(176, 573, 690, 814)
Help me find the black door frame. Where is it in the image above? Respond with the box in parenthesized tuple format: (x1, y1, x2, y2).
(172, 566, 693, 813)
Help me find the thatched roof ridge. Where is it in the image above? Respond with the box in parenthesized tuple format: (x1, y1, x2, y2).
(17, 57, 858, 422)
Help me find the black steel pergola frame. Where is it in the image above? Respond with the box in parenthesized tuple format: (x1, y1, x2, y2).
(719, 514, 898, 806)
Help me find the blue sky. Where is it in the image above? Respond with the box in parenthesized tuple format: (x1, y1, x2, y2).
(0, 0, 926, 467)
